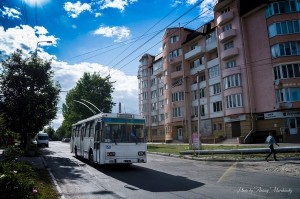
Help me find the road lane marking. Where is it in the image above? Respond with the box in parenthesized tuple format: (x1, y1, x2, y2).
(217, 162, 237, 183)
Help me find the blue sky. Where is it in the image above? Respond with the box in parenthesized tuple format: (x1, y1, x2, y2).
(0, 0, 215, 129)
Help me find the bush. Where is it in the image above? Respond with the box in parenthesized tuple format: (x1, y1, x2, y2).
(2, 146, 23, 162)
(0, 162, 36, 198)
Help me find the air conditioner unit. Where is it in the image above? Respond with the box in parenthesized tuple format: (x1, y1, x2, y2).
(275, 103, 280, 110)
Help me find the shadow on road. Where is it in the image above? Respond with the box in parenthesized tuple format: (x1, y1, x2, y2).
(94, 164, 205, 192)
(43, 149, 204, 193)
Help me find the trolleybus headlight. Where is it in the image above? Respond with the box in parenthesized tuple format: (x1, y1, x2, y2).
(138, 151, 145, 156)
(107, 152, 116, 156)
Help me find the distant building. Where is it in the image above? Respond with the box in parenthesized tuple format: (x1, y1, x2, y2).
(138, 0, 300, 143)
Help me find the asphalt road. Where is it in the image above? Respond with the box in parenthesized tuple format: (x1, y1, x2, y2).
(42, 141, 300, 199)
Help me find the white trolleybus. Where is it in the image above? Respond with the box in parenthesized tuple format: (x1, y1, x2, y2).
(70, 113, 147, 166)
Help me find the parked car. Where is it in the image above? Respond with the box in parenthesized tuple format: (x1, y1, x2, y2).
(61, 138, 70, 142)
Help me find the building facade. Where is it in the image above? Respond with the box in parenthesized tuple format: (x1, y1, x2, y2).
(138, 0, 300, 143)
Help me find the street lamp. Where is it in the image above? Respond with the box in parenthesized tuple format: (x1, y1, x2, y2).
(35, 40, 52, 55)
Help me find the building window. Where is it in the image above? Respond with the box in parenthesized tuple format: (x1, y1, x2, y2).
(209, 65, 220, 79)
(226, 93, 243, 108)
(265, 0, 300, 18)
(273, 63, 300, 80)
(206, 31, 216, 44)
(170, 35, 179, 44)
(224, 41, 234, 50)
(151, 78, 156, 87)
(159, 100, 164, 108)
(192, 105, 205, 116)
(190, 57, 204, 69)
(169, 48, 182, 59)
(151, 102, 157, 111)
(224, 74, 241, 89)
(200, 105, 205, 116)
(172, 91, 184, 102)
(191, 43, 198, 50)
(213, 123, 223, 131)
(213, 101, 223, 112)
(142, 92, 148, 100)
(151, 90, 157, 99)
(142, 80, 148, 88)
(172, 107, 184, 117)
(151, 116, 158, 123)
(226, 60, 236, 68)
(220, 7, 230, 14)
(159, 87, 164, 96)
(222, 23, 232, 32)
(197, 73, 206, 82)
(212, 83, 221, 95)
(199, 88, 206, 98)
(268, 20, 300, 38)
(175, 64, 182, 71)
(276, 87, 300, 102)
(159, 114, 164, 122)
(271, 41, 300, 58)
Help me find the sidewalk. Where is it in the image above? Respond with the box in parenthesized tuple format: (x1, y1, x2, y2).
(0, 149, 47, 169)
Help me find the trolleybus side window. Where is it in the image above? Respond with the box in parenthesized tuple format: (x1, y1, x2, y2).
(95, 122, 101, 142)
(90, 121, 95, 138)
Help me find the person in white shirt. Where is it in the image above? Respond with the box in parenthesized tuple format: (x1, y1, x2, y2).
(265, 132, 279, 162)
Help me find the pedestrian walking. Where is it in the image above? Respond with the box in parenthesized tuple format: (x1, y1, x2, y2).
(265, 132, 279, 162)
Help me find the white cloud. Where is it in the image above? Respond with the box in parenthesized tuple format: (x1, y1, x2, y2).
(64, 1, 92, 18)
(99, 0, 138, 12)
(199, 0, 217, 19)
(1, 6, 22, 19)
(93, 25, 130, 42)
(0, 25, 139, 130)
(0, 25, 57, 59)
(187, 0, 198, 5)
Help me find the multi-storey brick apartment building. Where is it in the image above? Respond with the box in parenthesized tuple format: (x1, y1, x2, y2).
(138, 0, 300, 144)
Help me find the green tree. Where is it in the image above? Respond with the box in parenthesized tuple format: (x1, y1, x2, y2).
(62, 72, 115, 134)
(44, 126, 55, 140)
(0, 49, 61, 148)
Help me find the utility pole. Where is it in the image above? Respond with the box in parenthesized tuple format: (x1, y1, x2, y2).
(35, 40, 52, 56)
(197, 71, 202, 150)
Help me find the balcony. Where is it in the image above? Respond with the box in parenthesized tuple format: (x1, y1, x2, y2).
(206, 39, 217, 52)
(190, 64, 205, 75)
(214, 0, 234, 12)
(221, 47, 239, 61)
(184, 46, 204, 60)
(207, 57, 219, 68)
(219, 29, 237, 43)
(171, 70, 183, 79)
(217, 11, 234, 26)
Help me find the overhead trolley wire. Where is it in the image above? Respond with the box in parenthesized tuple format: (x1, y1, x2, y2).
(108, 0, 205, 74)
(106, 2, 183, 68)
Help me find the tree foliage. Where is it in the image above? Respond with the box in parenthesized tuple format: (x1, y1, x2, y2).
(0, 49, 61, 147)
(61, 72, 115, 135)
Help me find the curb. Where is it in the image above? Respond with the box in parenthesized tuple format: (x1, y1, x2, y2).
(41, 156, 66, 199)
(148, 151, 300, 162)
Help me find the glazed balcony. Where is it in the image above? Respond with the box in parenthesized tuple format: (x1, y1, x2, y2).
(219, 29, 237, 43)
(221, 47, 239, 61)
(184, 46, 205, 60)
(217, 11, 234, 26)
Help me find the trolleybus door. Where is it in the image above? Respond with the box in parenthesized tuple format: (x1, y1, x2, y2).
(94, 121, 101, 163)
